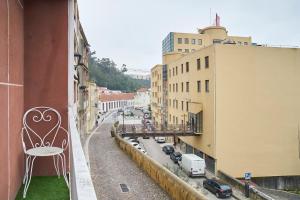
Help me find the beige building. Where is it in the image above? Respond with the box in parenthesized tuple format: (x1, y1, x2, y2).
(152, 25, 300, 189)
(151, 64, 164, 127)
(87, 81, 98, 133)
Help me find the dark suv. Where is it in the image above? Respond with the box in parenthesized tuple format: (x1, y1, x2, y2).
(169, 152, 182, 163)
(203, 179, 232, 198)
(162, 145, 174, 155)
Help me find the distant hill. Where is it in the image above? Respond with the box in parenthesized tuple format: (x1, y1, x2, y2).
(88, 56, 150, 92)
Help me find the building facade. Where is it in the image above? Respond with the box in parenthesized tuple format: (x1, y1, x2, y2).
(134, 88, 150, 109)
(87, 81, 98, 133)
(151, 65, 164, 128)
(74, 7, 90, 136)
(98, 92, 135, 114)
(152, 25, 300, 189)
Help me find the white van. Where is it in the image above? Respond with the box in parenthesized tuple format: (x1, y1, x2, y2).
(179, 154, 206, 177)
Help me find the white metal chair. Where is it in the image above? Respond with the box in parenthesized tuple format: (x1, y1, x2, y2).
(21, 107, 69, 198)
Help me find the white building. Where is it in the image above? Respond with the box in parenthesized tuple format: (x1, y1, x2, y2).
(125, 68, 150, 80)
(98, 92, 135, 114)
(134, 88, 150, 109)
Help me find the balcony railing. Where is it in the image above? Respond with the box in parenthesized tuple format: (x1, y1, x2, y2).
(68, 108, 97, 200)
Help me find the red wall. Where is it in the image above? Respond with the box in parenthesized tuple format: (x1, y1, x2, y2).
(24, 0, 69, 176)
(0, 0, 24, 199)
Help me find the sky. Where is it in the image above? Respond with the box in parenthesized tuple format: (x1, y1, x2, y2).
(77, 0, 300, 71)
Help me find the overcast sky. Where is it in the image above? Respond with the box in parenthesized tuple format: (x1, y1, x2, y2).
(77, 0, 300, 71)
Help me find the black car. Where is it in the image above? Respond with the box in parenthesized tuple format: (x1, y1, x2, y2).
(169, 152, 182, 163)
(162, 145, 174, 155)
(203, 179, 232, 198)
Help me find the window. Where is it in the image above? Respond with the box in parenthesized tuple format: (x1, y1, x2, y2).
(176, 66, 178, 75)
(169, 114, 171, 121)
(176, 117, 178, 125)
(205, 56, 209, 68)
(238, 41, 242, 45)
(172, 68, 175, 76)
(181, 82, 184, 92)
(191, 49, 195, 52)
(176, 83, 178, 92)
(185, 49, 189, 53)
(169, 84, 171, 91)
(173, 84, 175, 92)
(213, 39, 222, 44)
(197, 81, 201, 92)
(244, 42, 248, 45)
(178, 49, 182, 52)
(197, 58, 201, 70)
(198, 39, 202, 45)
(169, 99, 171, 106)
(186, 82, 189, 92)
(184, 38, 189, 44)
(173, 100, 175, 108)
(181, 101, 184, 110)
(191, 39, 196, 44)
(186, 62, 189, 72)
(186, 102, 189, 112)
(176, 100, 178, 109)
(178, 38, 182, 44)
(181, 64, 183, 73)
(205, 80, 209, 92)
(169, 69, 171, 77)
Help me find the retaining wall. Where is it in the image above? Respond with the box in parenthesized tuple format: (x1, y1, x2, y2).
(113, 129, 207, 200)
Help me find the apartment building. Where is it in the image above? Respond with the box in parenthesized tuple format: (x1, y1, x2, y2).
(151, 65, 164, 127)
(162, 26, 251, 55)
(152, 25, 300, 189)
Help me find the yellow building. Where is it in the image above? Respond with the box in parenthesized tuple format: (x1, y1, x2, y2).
(152, 25, 300, 189)
(151, 64, 164, 127)
(87, 81, 98, 133)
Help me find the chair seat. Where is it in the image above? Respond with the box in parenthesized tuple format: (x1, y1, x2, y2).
(26, 146, 63, 157)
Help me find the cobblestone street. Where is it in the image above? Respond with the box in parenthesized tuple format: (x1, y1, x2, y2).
(89, 115, 170, 200)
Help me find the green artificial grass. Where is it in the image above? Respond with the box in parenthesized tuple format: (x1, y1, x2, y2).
(15, 176, 69, 200)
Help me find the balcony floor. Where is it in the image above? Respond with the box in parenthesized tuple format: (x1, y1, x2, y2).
(15, 176, 69, 200)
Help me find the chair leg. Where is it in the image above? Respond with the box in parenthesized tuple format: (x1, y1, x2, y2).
(59, 153, 69, 188)
(23, 156, 36, 199)
(23, 155, 31, 184)
(53, 155, 60, 178)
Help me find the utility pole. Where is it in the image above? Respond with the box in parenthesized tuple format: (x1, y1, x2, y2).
(122, 110, 125, 133)
(182, 113, 187, 133)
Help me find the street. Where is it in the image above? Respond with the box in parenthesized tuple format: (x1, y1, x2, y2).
(88, 114, 170, 200)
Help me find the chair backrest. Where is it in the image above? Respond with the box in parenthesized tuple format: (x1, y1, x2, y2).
(21, 106, 69, 151)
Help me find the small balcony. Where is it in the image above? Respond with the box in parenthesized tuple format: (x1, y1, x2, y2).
(14, 108, 97, 200)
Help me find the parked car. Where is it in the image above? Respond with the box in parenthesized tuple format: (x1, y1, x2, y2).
(142, 135, 150, 139)
(170, 152, 182, 163)
(156, 137, 166, 143)
(162, 145, 174, 154)
(178, 154, 206, 177)
(128, 139, 139, 144)
(203, 179, 233, 198)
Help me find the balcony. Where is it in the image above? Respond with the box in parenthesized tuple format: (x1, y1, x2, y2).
(13, 108, 97, 200)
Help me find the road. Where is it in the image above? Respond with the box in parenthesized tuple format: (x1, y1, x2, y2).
(139, 137, 249, 199)
(88, 114, 170, 200)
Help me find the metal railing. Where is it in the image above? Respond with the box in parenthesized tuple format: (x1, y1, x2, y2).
(68, 108, 97, 200)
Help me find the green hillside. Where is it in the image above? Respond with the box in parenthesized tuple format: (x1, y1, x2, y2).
(89, 55, 150, 92)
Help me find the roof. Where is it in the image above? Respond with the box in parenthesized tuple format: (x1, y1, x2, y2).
(99, 93, 135, 102)
(137, 88, 148, 93)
